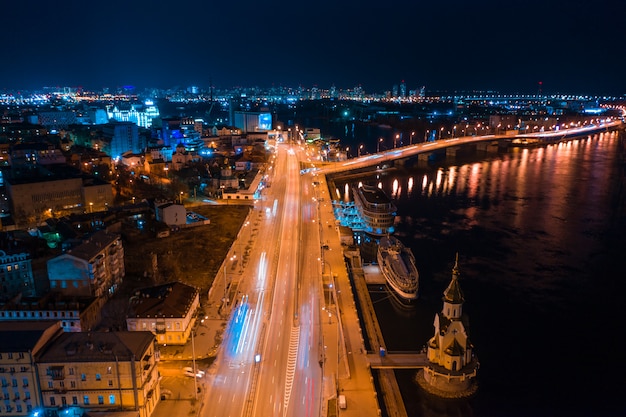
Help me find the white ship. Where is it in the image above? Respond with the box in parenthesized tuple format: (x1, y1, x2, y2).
(352, 184, 396, 236)
(377, 235, 419, 302)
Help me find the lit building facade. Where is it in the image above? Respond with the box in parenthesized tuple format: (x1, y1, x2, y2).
(0, 321, 64, 416)
(421, 256, 478, 397)
(36, 331, 160, 417)
(47, 231, 125, 299)
(102, 122, 142, 159)
(5, 166, 113, 220)
(126, 282, 199, 346)
(106, 101, 160, 129)
(233, 111, 272, 133)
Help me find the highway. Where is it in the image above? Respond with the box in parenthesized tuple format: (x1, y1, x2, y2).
(203, 143, 324, 417)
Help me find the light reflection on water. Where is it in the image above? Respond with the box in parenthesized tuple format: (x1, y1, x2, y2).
(331, 131, 626, 417)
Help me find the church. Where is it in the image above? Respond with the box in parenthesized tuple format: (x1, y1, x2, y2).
(418, 255, 479, 397)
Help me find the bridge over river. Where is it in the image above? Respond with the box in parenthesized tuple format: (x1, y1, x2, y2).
(311, 119, 624, 176)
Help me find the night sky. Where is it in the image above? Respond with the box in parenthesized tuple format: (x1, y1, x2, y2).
(2, 0, 626, 95)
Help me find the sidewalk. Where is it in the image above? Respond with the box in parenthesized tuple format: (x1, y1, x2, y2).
(317, 175, 381, 417)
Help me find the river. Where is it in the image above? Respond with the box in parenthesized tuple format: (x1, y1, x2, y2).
(331, 131, 626, 417)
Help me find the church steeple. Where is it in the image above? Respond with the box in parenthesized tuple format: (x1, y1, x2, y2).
(442, 253, 464, 320)
(443, 253, 464, 305)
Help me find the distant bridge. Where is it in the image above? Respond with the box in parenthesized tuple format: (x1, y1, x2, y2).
(312, 120, 624, 176)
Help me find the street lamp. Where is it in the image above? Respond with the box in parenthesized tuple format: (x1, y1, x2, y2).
(358, 144, 364, 157)
(410, 131, 415, 145)
(394, 134, 399, 148)
(439, 127, 444, 140)
(377, 137, 383, 153)
(191, 330, 197, 400)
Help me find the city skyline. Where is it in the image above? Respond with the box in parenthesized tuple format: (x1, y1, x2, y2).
(2, 0, 626, 95)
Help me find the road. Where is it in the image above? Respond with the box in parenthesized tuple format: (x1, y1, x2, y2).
(202, 143, 324, 417)
(314, 119, 624, 175)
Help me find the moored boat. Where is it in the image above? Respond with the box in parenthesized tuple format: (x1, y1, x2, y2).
(352, 184, 396, 236)
(377, 235, 419, 302)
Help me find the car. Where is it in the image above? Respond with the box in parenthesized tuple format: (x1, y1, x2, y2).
(182, 367, 204, 378)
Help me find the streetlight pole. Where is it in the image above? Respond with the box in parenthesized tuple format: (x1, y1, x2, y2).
(191, 330, 197, 400)
(377, 138, 383, 153)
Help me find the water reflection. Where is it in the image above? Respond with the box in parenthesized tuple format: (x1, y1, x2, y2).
(330, 132, 625, 417)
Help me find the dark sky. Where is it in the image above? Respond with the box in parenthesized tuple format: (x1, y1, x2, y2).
(2, 0, 626, 95)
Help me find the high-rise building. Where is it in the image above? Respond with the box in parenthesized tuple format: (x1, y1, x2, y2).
(101, 122, 142, 159)
(400, 80, 407, 98)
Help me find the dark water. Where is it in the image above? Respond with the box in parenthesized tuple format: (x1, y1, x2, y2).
(332, 132, 626, 417)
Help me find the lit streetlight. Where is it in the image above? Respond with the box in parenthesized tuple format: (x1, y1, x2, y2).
(377, 137, 384, 152)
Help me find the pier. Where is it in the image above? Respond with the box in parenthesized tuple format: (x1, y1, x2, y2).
(346, 251, 427, 417)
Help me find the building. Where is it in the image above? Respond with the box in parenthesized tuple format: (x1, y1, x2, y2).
(36, 331, 160, 417)
(5, 165, 114, 221)
(0, 321, 64, 416)
(47, 231, 125, 299)
(0, 293, 103, 333)
(102, 121, 142, 159)
(233, 111, 272, 133)
(0, 250, 35, 301)
(9, 142, 67, 166)
(419, 255, 479, 397)
(154, 202, 186, 227)
(126, 282, 200, 346)
(106, 100, 160, 129)
(34, 111, 77, 130)
(171, 143, 197, 171)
